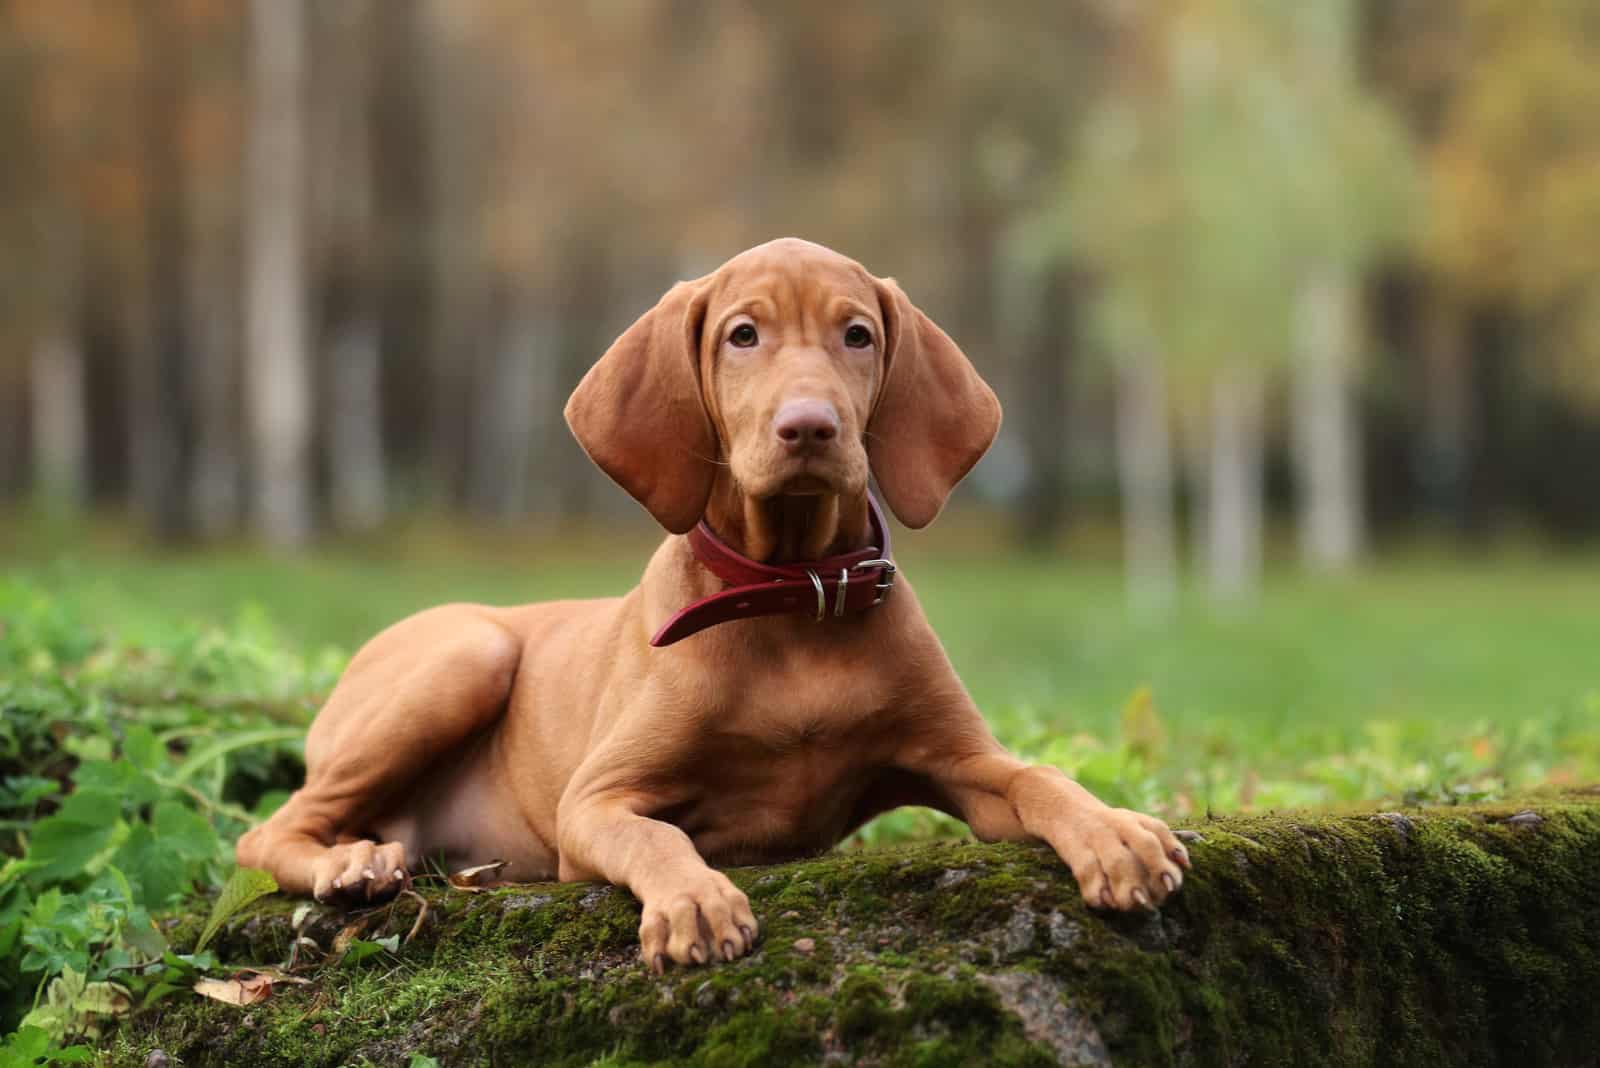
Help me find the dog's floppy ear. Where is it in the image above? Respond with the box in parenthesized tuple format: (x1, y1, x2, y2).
(566, 279, 716, 534)
(868, 277, 1002, 529)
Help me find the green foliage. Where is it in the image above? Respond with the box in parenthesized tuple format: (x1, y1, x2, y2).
(1046, 0, 1414, 394)
(0, 577, 319, 1060)
(1426, 0, 1600, 408)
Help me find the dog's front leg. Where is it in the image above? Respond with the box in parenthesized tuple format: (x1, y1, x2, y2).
(898, 713, 1192, 912)
(556, 790, 758, 973)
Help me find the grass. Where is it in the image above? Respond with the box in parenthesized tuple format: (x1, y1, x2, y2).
(1, 517, 1597, 1057)
(9, 522, 1600, 818)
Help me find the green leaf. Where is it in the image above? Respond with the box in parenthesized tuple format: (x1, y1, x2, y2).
(195, 867, 278, 953)
(120, 910, 168, 960)
(152, 801, 219, 862)
(121, 724, 164, 772)
(342, 933, 399, 966)
(0, 1025, 51, 1068)
(24, 793, 123, 884)
(114, 824, 182, 908)
(70, 760, 162, 807)
(408, 1055, 443, 1068)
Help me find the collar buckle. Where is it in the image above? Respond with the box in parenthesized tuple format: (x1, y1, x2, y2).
(851, 558, 898, 606)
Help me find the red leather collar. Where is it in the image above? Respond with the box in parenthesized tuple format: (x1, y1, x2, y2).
(650, 496, 897, 647)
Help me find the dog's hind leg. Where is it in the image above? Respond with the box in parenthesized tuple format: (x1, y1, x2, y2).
(236, 605, 522, 902)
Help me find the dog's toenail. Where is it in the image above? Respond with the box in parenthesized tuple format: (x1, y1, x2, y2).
(689, 943, 706, 965)
(739, 924, 755, 950)
(1162, 872, 1177, 893)
(652, 953, 665, 975)
(722, 940, 736, 962)
(1133, 888, 1152, 909)
(362, 868, 375, 880)
(333, 878, 342, 889)
(393, 869, 404, 880)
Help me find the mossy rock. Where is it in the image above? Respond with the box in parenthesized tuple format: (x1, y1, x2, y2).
(105, 793, 1600, 1067)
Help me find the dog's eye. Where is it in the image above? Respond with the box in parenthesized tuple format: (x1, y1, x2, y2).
(844, 324, 873, 349)
(729, 323, 759, 348)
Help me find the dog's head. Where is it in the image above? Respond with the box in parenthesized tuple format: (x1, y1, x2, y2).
(566, 238, 1001, 533)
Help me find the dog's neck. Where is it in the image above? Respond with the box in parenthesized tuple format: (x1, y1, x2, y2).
(701, 479, 872, 564)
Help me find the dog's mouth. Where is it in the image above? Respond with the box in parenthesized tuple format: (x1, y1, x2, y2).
(737, 447, 867, 502)
(776, 472, 833, 496)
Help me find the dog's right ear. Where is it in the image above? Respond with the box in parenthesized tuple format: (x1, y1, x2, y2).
(565, 279, 717, 534)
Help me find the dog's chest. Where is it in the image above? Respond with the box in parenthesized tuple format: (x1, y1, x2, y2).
(672, 698, 897, 863)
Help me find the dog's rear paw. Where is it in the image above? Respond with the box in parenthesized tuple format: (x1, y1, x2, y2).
(312, 840, 409, 904)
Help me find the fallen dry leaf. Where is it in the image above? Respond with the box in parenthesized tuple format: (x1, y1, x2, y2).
(193, 973, 275, 1007)
(331, 915, 374, 956)
(235, 966, 310, 986)
(447, 859, 509, 892)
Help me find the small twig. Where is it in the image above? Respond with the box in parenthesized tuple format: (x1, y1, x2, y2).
(400, 890, 430, 945)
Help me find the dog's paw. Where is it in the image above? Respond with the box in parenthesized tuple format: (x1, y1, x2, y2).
(311, 840, 409, 904)
(638, 870, 759, 974)
(1054, 806, 1191, 912)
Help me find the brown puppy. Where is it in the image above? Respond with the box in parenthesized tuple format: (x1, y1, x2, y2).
(237, 238, 1189, 972)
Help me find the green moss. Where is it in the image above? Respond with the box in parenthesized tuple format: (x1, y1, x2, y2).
(103, 793, 1600, 1067)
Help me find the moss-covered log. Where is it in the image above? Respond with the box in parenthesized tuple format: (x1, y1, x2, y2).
(106, 794, 1600, 1067)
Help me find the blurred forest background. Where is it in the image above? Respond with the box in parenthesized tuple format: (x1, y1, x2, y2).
(1, 0, 1599, 607)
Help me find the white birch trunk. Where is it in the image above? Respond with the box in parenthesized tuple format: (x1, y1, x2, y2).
(1115, 352, 1179, 619)
(1292, 268, 1363, 570)
(245, 0, 313, 546)
(29, 322, 88, 508)
(467, 297, 546, 520)
(1204, 367, 1266, 603)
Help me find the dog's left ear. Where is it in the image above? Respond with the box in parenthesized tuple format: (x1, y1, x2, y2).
(566, 279, 717, 534)
(868, 277, 1002, 529)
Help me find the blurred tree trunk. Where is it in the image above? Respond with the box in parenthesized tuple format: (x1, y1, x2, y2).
(0, 379, 21, 499)
(29, 324, 87, 510)
(1417, 292, 1474, 531)
(548, 243, 613, 520)
(1014, 264, 1074, 548)
(132, 1, 196, 542)
(182, 11, 243, 539)
(371, 1, 440, 507)
(245, 0, 313, 546)
(185, 232, 242, 537)
(467, 287, 553, 519)
(29, 231, 87, 510)
(421, 3, 488, 514)
(315, 0, 384, 533)
(1292, 267, 1363, 570)
(1115, 352, 1178, 618)
(1203, 367, 1266, 603)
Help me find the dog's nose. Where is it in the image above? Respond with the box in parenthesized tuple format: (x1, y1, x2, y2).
(773, 399, 840, 452)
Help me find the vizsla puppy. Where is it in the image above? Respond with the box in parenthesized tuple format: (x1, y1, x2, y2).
(237, 238, 1189, 971)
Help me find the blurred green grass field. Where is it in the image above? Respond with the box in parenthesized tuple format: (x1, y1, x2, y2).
(8, 528, 1598, 824)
